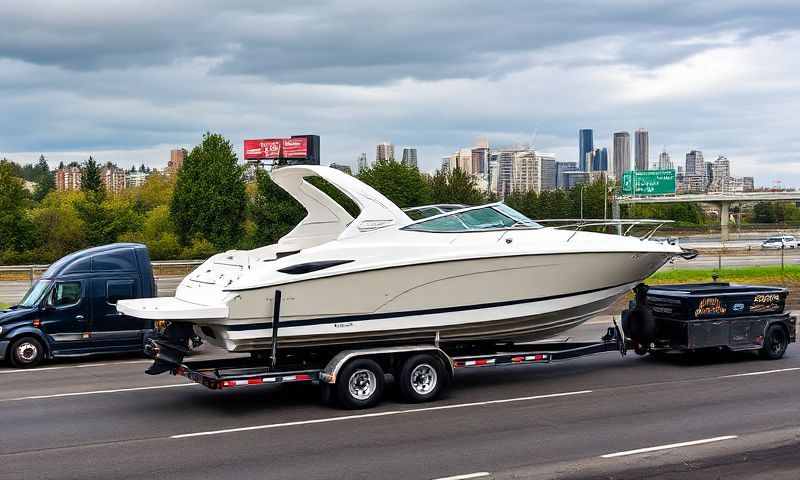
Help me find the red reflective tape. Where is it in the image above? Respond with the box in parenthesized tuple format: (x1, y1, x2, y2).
(511, 356, 524, 363)
(295, 374, 313, 381)
(247, 378, 262, 385)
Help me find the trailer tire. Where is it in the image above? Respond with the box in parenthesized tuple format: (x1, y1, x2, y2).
(336, 359, 384, 409)
(760, 324, 789, 360)
(9, 336, 45, 368)
(398, 354, 447, 403)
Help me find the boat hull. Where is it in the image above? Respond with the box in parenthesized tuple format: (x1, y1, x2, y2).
(195, 251, 673, 351)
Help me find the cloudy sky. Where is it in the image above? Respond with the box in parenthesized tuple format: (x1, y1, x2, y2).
(1, 1, 799, 186)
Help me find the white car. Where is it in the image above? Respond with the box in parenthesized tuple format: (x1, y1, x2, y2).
(761, 235, 798, 249)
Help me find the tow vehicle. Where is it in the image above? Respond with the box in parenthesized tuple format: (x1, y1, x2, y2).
(146, 283, 795, 409)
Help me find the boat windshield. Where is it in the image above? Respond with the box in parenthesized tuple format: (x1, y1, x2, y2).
(403, 204, 542, 232)
(17, 279, 52, 308)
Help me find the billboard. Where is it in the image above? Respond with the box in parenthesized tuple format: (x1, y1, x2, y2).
(243, 136, 313, 161)
(244, 139, 282, 160)
(621, 169, 676, 196)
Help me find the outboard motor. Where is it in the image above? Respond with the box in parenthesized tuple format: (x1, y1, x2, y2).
(144, 322, 195, 375)
(621, 284, 656, 355)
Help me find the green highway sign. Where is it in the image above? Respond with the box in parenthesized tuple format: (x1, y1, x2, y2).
(621, 169, 676, 196)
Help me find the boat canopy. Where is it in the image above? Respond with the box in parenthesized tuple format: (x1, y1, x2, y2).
(270, 166, 412, 249)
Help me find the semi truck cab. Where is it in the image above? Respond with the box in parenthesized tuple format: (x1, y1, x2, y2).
(0, 243, 157, 368)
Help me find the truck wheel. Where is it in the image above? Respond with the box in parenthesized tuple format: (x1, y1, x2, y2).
(398, 354, 447, 403)
(336, 359, 384, 409)
(760, 325, 789, 360)
(9, 336, 45, 368)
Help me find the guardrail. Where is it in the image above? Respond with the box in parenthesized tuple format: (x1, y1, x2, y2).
(0, 260, 205, 286)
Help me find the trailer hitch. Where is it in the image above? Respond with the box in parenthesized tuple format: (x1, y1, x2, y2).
(145, 338, 189, 375)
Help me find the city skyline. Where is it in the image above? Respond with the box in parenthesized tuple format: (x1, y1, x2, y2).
(2, 2, 800, 187)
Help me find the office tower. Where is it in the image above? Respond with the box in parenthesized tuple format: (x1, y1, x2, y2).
(167, 148, 187, 176)
(613, 132, 631, 180)
(657, 150, 673, 170)
(685, 150, 704, 175)
(578, 129, 593, 171)
(556, 161, 578, 189)
(471, 146, 489, 174)
(711, 155, 730, 178)
(634, 129, 649, 170)
(401, 148, 418, 168)
(356, 153, 368, 173)
(495, 150, 516, 198)
(376, 142, 394, 162)
(589, 147, 608, 172)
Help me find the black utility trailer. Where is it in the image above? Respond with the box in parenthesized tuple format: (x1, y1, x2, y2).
(623, 283, 796, 358)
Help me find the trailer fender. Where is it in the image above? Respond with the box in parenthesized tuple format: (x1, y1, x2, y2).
(319, 345, 453, 384)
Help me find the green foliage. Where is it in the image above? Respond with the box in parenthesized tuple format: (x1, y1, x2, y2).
(357, 160, 431, 208)
(32, 155, 55, 202)
(127, 172, 175, 213)
(170, 133, 247, 249)
(250, 168, 307, 246)
(428, 168, 486, 205)
(29, 191, 87, 262)
(0, 160, 36, 253)
(81, 156, 104, 195)
(75, 192, 143, 247)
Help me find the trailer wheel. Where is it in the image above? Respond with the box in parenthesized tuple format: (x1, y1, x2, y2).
(760, 324, 789, 360)
(336, 359, 385, 409)
(9, 336, 45, 368)
(398, 354, 447, 403)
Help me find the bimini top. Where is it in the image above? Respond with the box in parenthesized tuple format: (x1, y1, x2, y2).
(270, 166, 412, 249)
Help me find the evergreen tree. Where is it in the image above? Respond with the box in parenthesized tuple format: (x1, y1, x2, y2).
(81, 156, 104, 195)
(170, 133, 246, 249)
(251, 168, 307, 245)
(33, 155, 55, 202)
(0, 160, 36, 252)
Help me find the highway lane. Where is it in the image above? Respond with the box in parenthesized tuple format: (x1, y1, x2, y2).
(2, 322, 800, 479)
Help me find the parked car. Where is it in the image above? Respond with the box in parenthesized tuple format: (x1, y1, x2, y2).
(761, 235, 798, 249)
(0, 243, 158, 368)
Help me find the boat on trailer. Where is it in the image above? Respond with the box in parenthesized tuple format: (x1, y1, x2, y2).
(118, 165, 687, 354)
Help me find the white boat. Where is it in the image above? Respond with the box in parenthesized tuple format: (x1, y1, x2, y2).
(118, 165, 686, 353)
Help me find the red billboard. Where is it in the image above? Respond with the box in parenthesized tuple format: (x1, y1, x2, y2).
(244, 138, 283, 160)
(281, 137, 308, 158)
(244, 137, 309, 160)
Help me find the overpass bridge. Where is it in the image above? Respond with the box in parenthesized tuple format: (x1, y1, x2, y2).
(614, 191, 800, 240)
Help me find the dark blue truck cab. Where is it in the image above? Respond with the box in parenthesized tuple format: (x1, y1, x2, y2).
(0, 243, 157, 368)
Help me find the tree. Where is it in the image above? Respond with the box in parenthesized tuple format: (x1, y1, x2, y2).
(428, 167, 487, 205)
(250, 168, 307, 246)
(81, 156, 104, 195)
(33, 155, 55, 202)
(30, 191, 87, 261)
(170, 133, 247, 249)
(357, 160, 430, 208)
(0, 160, 36, 252)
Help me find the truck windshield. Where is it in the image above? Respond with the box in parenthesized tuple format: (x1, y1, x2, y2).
(18, 280, 51, 308)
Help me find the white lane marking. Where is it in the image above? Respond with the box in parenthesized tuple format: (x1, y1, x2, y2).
(171, 390, 593, 439)
(0, 360, 150, 375)
(0, 383, 196, 402)
(432, 472, 492, 480)
(718, 367, 800, 379)
(601, 435, 738, 458)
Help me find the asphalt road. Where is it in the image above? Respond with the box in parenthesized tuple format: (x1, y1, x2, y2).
(2, 320, 800, 480)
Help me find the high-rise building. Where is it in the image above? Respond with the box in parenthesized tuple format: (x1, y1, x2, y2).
(376, 142, 394, 162)
(555, 161, 578, 189)
(167, 148, 186, 176)
(510, 151, 556, 194)
(55, 163, 82, 191)
(101, 163, 126, 194)
(588, 147, 608, 172)
(401, 148, 418, 168)
(657, 150, 673, 170)
(708, 155, 731, 193)
(471, 147, 489, 174)
(563, 171, 591, 189)
(495, 150, 518, 198)
(634, 129, 649, 171)
(612, 132, 631, 181)
(356, 153, 368, 173)
(578, 129, 593, 171)
(685, 150, 704, 175)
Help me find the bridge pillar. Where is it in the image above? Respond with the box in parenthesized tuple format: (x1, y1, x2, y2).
(720, 201, 730, 242)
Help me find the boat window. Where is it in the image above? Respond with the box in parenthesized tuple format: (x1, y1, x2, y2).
(457, 207, 517, 229)
(278, 259, 354, 274)
(405, 214, 469, 232)
(404, 204, 542, 232)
